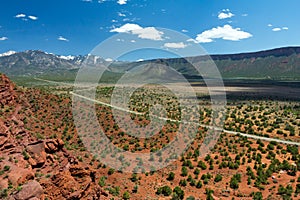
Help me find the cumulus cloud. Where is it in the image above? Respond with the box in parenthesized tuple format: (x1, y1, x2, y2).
(0, 37, 8, 41)
(282, 27, 289, 30)
(193, 24, 252, 43)
(28, 15, 38, 20)
(163, 42, 187, 49)
(111, 23, 142, 32)
(117, 0, 127, 5)
(218, 9, 234, 19)
(132, 27, 164, 40)
(15, 14, 26, 18)
(110, 23, 164, 40)
(268, 24, 273, 27)
(58, 36, 69, 42)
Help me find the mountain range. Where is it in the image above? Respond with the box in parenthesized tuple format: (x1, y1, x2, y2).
(0, 47, 300, 81)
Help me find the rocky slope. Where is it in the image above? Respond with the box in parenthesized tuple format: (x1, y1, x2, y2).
(0, 73, 110, 200)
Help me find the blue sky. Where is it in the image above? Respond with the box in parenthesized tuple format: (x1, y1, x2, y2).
(0, 0, 299, 60)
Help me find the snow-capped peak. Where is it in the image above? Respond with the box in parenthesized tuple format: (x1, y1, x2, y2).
(59, 55, 75, 60)
(45, 52, 55, 56)
(105, 58, 113, 62)
(0, 50, 17, 57)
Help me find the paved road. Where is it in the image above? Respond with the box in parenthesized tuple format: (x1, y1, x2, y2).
(35, 77, 300, 146)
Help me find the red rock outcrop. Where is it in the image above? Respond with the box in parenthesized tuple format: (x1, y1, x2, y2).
(0, 74, 110, 199)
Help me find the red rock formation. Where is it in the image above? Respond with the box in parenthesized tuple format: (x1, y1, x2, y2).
(0, 74, 110, 199)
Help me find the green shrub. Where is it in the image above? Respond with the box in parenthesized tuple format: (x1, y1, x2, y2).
(108, 168, 115, 175)
(173, 186, 184, 199)
(214, 174, 222, 182)
(156, 185, 172, 196)
(98, 176, 106, 187)
(181, 166, 188, 176)
(122, 191, 130, 200)
(167, 172, 175, 181)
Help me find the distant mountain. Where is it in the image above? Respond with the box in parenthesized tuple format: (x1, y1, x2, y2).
(0, 50, 107, 77)
(0, 47, 300, 81)
(0, 50, 77, 76)
(134, 46, 300, 80)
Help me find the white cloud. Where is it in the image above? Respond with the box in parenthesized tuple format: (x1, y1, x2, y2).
(15, 14, 26, 18)
(272, 28, 281, 32)
(123, 17, 139, 22)
(218, 9, 234, 19)
(242, 14, 248, 17)
(136, 59, 144, 62)
(163, 42, 187, 49)
(117, 0, 127, 5)
(0, 37, 8, 41)
(194, 24, 252, 43)
(28, 15, 38, 20)
(82, 0, 92, 2)
(110, 23, 164, 40)
(218, 12, 234, 19)
(130, 40, 136, 43)
(272, 27, 288, 32)
(58, 36, 69, 42)
(268, 24, 273, 27)
(186, 38, 198, 43)
(110, 23, 142, 32)
(15, 14, 38, 20)
(131, 27, 164, 40)
(181, 29, 188, 33)
(118, 12, 126, 17)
